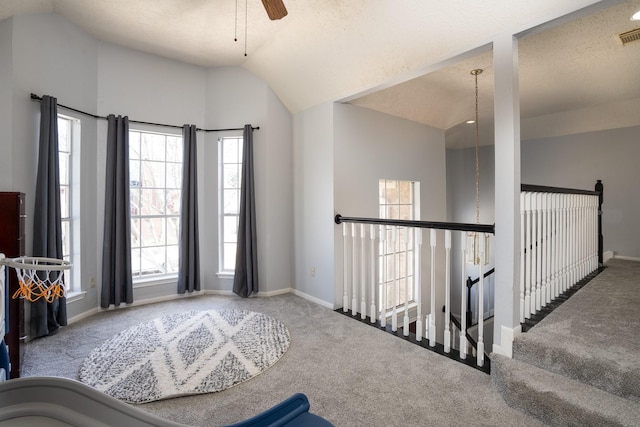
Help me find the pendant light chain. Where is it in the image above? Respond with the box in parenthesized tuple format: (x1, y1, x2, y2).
(472, 69, 483, 225)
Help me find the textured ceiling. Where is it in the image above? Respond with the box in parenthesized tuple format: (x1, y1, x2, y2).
(1, 0, 639, 147)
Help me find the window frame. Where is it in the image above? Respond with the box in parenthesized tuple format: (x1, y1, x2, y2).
(128, 128, 183, 283)
(378, 179, 420, 313)
(217, 135, 243, 276)
(57, 114, 81, 293)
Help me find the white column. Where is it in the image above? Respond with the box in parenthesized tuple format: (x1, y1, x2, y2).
(403, 227, 410, 336)
(460, 232, 468, 359)
(493, 34, 521, 358)
(352, 223, 358, 315)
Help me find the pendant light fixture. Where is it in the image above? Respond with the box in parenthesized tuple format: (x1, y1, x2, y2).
(466, 68, 489, 265)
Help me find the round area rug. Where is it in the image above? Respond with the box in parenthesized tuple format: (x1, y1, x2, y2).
(78, 309, 290, 403)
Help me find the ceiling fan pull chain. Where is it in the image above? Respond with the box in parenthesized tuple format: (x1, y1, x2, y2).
(234, 0, 238, 42)
(244, 0, 248, 56)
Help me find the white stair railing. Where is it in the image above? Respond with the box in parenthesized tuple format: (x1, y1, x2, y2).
(335, 215, 494, 369)
(519, 186, 599, 322)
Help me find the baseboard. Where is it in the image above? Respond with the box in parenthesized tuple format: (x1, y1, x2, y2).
(492, 324, 521, 358)
(291, 289, 334, 309)
(67, 307, 100, 325)
(603, 250, 614, 263)
(612, 254, 640, 262)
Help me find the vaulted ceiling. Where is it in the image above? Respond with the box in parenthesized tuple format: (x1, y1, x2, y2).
(2, 0, 639, 147)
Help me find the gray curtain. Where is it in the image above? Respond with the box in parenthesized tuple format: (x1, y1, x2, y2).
(31, 95, 67, 338)
(233, 125, 258, 297)
(100, 115, 133, 308)
(177, 124, 200, 293)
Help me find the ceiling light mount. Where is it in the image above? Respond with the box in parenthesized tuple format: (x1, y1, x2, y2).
(470, 69, 483, 76)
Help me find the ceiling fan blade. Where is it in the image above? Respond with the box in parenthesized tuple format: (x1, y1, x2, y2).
(261, 0, 288, 20)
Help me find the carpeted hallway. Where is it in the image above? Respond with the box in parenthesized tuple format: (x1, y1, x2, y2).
(21, 258, 639, 426)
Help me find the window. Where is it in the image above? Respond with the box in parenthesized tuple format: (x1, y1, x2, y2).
(58, 115, 80, 292)
(129, 130, 182, 279)
(379, 179, 419, 311)
(218, 136, 243, 274)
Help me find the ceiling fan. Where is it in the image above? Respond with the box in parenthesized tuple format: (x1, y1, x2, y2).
(261, 0, 288, 20)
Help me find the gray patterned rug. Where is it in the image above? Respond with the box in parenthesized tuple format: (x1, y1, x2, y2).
(78, 309, 290, 403)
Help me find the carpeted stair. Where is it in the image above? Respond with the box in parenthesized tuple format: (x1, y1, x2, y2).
(491, 259, 640, 426)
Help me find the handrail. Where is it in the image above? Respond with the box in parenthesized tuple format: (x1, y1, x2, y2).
(335, 214, 495, 234)
(467, 268, 495, 287)
(521, 184, 599, 196)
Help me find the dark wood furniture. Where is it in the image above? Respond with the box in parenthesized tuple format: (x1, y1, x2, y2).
(0, 192, 26, 378)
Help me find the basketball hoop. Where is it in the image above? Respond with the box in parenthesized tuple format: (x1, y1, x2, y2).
(1, 257, 71, 302)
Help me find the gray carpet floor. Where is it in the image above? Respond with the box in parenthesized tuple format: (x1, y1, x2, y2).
(22, 292, 547, 426)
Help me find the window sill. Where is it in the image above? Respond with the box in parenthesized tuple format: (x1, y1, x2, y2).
(66, 291, 87, 303)
(133, 274, 178, 289)
(216, 272, 235, 280)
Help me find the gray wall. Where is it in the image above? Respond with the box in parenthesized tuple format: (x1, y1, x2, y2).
(522, 125, 640, 259)
(446, 125, 640, 261)
(0, 13, 294, 322)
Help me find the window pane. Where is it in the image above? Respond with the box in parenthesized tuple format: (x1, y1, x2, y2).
(223, 216, 238, 243)
(129, 131, 141, 160)
(167, 136, 182, 163)
(131, 248, 141, 277)
(223, 242, 237, 271)
(223, 165, 240, 188)
(223, 138, 240, 163)
(59, 153, 69, 185)
(130, 188, 140, 216)
(140, 189, 165, 215)
(61, 220, 70, 259)
(141, 133, 165, 161)
(130, 160, 141, 186)
(166, 190, 181, 215)
(166, 217, 179, 245)
(399, 181, 412, 204)
(141, 160, 166, 188)
(140, 247, 165, 275)
(131, 218, 141, 247)
(166, 245, 179, 273)
(166, 163, 182, 189)
(140, 217, 166, 246)
(223, 189, 240, 214)
(60, 186, 69, 219)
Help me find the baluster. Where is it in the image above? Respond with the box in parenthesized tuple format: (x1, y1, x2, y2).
(550, 193, 558, 300)
(525, 192, 532, 318)
(520, 192, 526, 323)
(444, 230, 452, 353)
(392, 226, 398, 332)
(541, 193, 548, 306)
(429, 229, 437, 347)
(370, 224, 376, 324)
(415, 228, 423, 341)
(352, 223, 358, 316)
(380, 225, 387, 327)
(460, 232, 467, 359)
(403, 227, 410, 336)
(535, 192, 542, 312)
(343, 222, 349, 312)
(477, 233, 485, 367)
(360, 224, 366, 319)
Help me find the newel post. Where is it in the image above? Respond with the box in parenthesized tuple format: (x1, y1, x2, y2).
(595, 179, 604, 267)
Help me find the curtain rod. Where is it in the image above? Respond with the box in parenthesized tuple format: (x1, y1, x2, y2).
(30, 93, 259, 133)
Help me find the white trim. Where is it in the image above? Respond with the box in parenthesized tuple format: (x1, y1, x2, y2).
(133, 274, 178, 289)
(101, 290, 206, 311)
(603, 250, 614, 263)
(67, 307, 100, 325)
(612, 253, 640, 262)
(492, 324, 521, 358)
(291, 289, 334, 309)
(65, 291, 86, 303)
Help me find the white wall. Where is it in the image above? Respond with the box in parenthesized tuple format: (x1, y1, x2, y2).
(447, 125, 640, 261)
(292, 102, 335, 305)
(204, 67, 293, 294)
(522, 125, 640, 259)
(2, 13, 294, 324)
(333, 104, 448, 331)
